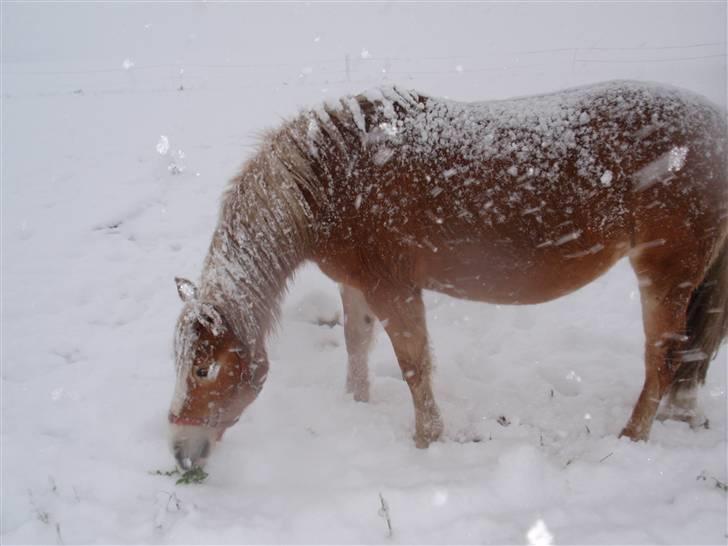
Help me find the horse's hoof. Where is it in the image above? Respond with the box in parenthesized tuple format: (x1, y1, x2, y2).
(414, 418, 444, 448)
(656, 407, 708, 430)
(414, 435, 432, 449)
(346, 379, 370, 403)
(619, 426, 649, 442)
(413, 429, 441, 448)
(346, 385, 370, 403)
(353, 391, 370, 403)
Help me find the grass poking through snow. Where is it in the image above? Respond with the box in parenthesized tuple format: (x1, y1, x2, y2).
(151, 467, 209, 485)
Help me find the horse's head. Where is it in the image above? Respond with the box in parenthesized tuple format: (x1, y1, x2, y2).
(168, 277, 268, 470)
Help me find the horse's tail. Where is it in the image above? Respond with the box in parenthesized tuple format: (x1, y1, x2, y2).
(672, 235, 728, 392)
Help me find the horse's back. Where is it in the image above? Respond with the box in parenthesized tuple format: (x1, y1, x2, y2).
(306, 81, 727, 302)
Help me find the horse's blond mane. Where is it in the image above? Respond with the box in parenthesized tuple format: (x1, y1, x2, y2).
(192, 88, 420, 345)
(197, 117, 326, 345)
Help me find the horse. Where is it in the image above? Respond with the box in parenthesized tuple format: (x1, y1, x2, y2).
(168, 81, 727, 470)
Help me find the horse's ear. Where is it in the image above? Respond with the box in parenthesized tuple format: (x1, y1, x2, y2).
(175, 277, 198, 303)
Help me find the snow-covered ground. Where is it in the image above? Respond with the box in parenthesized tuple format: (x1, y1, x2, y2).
(2, 3, 727, 544)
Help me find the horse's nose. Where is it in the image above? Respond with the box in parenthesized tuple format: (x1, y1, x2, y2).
(173, 437, 210, 470)
(170, 425, 214, 470)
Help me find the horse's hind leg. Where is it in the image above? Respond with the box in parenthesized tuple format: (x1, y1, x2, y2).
(341, 284, 376, 402)
(622, 248, 704, 441)
(657, 367, 707, 429)
(365, 285, 443, 448)
(656, 239, 728, 429)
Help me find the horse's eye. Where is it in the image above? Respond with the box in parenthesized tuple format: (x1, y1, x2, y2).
(195, 367, 208, 378)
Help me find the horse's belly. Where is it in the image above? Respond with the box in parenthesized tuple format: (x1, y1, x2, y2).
(413, 242, 625, 305)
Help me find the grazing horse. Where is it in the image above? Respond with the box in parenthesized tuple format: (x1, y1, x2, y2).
(168, 81, 727, 469)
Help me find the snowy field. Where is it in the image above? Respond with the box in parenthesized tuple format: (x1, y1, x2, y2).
(2, 3, 727, 544)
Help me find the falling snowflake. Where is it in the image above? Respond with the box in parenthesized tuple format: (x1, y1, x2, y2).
(566, 370, 582, 383)
(431, 488, 449, 506)
(156, 135, 170, 155)
(527, 519, 554, 546)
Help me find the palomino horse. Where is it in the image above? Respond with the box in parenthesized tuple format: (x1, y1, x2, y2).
(168, 81, 727, 469)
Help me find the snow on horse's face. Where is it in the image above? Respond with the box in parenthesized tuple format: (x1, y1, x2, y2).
(168, 277, 267, 470)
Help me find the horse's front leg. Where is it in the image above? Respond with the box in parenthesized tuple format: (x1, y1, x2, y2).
(340, 284, 376, 402)
(366, 285, 443, 448)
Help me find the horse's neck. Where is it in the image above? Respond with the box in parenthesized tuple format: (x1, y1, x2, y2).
(199, 221, 305, 345)
(198, 155, 313, 344)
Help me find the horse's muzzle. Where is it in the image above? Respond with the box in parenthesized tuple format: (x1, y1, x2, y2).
(169, 422, 218, 470)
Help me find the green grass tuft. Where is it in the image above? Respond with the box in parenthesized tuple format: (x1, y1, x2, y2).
(150, 467, 209, 485)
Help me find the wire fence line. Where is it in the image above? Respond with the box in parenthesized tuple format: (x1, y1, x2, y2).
(4, 40, 726, 77)
(3, 40, 725, 102)
(575, 53, 728, 64)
